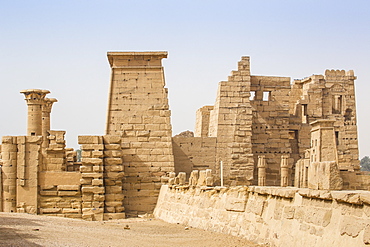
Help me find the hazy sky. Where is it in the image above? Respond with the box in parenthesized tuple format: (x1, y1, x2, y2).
(1, 1, 370, 158)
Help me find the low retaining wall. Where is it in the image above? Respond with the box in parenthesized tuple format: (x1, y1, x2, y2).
(154, 185, 370, 246)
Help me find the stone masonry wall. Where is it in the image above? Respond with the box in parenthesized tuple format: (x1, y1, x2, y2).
(38, 172, 81, 218)
(208, 57, 254, 185)
(102, 135, 125, 220)
(155, 184, 370, 247)
(105, 52, 174, 216)
(1, 136, 42, 214)
(194, 106, 213, 137)
(172, 137, 216, 177)
(78, 135, 125, 221)
(250, 75, 292, 186)
(289, 70, 359, 171)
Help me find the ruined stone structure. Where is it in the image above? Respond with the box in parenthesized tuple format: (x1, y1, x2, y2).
(174, 56, 366, 189)
(0, 52, 175, 219)
(0, 51, 368, 224)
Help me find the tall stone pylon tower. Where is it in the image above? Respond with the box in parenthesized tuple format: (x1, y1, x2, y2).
(106, 52, 174, 216)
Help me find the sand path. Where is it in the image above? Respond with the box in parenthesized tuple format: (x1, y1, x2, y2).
(0, 213, 260, 247)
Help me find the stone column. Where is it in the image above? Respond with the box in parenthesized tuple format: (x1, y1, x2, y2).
(302, 150, 310, 188)
(42, 98, 57, 149)
(20, 89, 50, 136)
(1, 136, 17, 212)
(257, 155, 266, 186)
(280, 155, 290, 187)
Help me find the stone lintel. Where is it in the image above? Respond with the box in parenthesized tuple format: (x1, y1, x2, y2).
(310, 119, 336, 131)
(107, 51, 168, 68)
(107, 51, 168, 56)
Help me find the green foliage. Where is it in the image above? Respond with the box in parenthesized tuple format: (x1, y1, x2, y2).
(360, 156, 370, 171)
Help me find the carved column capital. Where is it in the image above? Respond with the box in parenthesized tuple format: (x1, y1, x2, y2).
(20, 89, 50, 105)
(42, 98, 58, 113)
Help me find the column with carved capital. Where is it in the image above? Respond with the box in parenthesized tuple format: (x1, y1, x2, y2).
(280, 155, 290, 187)
(20, 89, 50, 136)
(257, 155, 266, 186)
(42, 98, 57, 149)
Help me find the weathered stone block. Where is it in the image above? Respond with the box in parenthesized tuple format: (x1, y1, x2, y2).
(104, 144, 121, 150)
(39, 191, 58, 196)
(82, 186, 105, 194)
(57, 185, 80, 191)
(104, 158, 122, 166)
(93, 165, 103, 172)
(62, 208, 81, 214)
(41, 208, 61, 214)
(92, 179, 103, 186)
(81, 144, 104, 151)
(58, 191, 79, 196)
(93, 194, 105, 201)
(103, 135, 121, 144)
(308, 161, 343, 190)
(82, 158, 103, 165)
(78, 136, 102, 144)
(103, 213, 125, 220)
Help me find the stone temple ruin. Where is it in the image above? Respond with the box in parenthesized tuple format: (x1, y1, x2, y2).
(1, 51, 370, 245)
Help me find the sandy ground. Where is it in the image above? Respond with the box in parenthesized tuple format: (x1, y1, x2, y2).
(0, 213, 261, 247)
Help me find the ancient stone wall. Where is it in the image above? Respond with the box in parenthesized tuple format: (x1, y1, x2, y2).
(78, 135, 125, 220)
(105, 52, 175, 216)
(207, 57, 254, 185)
(44, 130, 66, 171)
(0, 52, 366, 224)
(250, 75, 292, 185)
(294, 119, 370, 190)
(39, 172, 81, 218)
(194, 106, 213, 137)
(0, 133, 127, 220)
(102, 135, 125, 220)
(177, 58, 297, 186)
(155, 184, 370, 247)
(289, 70, 359, 171)
(175, 56, 361, 187)
(1, 136, 42, 213)
(172, 137, 216, 176)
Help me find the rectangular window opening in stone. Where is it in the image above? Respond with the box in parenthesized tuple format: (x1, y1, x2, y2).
(249, 91, 255, 100)
(302, 104, 308, 123)
(335, 131, 339, 146)
(303, 104, 308, 115)
(263, 91, 269, 101)
(332, 95, 342, 114)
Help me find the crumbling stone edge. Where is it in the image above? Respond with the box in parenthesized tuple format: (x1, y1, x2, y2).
(155, 181, 370, 247)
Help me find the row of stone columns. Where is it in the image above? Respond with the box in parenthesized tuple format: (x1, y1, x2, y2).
(257, 155, 291, 187)
(20, 89, 57, 145)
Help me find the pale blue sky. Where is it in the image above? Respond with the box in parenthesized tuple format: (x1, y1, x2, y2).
(1, 1, 370, 158)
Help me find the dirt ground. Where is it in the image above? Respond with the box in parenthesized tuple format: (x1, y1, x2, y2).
(0, 213, 261, 247)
